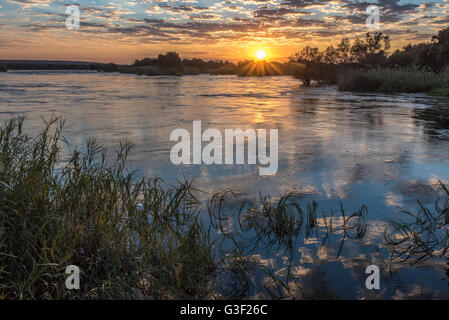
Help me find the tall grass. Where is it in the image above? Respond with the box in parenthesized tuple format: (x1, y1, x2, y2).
(338, 68, 449, 96)
(0, 117, 216, 299)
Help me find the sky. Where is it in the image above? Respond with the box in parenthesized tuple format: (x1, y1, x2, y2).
(0, 0, 448, 64)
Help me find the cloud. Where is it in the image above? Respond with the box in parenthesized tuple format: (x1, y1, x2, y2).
(157, 4, 209, 13)
(253, 7, 311, 18)
(6, 0, 52, 9)
(1, 0, 448, 60)
(281, 0, 334, 8)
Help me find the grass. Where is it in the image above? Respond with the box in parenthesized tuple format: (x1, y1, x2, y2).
(1, 116, 448, 299)
(338, 68, 449, 96)
(385, 184, 449, 264)
(0, 117, 216, 299)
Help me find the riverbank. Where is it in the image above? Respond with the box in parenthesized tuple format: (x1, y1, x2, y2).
(118, 64, 236, 76)
(118, 60, 296, 77)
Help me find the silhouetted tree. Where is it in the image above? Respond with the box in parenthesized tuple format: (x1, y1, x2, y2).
(385, 27, 449, 72)
(350, 32, 390, 67)
(337, 38, 352, 64)
(291, 32, 392, 85)
(156, 52, 182, 73)
(134, 58, 157, 66)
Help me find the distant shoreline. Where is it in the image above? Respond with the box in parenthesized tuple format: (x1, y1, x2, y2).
(1, 59, 448, 97)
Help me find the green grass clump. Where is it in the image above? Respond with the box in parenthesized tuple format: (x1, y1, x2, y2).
(0, 117, 216, 299)
(338, 68, 449, 95)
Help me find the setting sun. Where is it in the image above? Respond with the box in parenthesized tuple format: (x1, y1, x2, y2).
(255, 50, 267, 60)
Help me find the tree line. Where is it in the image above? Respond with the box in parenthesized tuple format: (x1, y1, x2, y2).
(289, 26, 449, 86)
(133, 52, 236, 75)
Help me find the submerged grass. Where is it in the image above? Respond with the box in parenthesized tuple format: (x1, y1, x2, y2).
(208, 191, 367, 256)
(338, 69, 449, 96)
(385, 183, 449, 264)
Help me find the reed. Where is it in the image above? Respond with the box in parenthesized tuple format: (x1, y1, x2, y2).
(338, 68, 449, 96)
(0, 117, 215, 299)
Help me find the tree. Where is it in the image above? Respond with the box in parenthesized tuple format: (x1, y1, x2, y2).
(290, 47, 336, 85)
(337, 38, 351, 63)
(156, 52, 182, 72)
(134, 58, 157, 66)
(385, 27, 449, 72)
(322, 46, 339, 64)
(350, 32, 390, 67)
(292, 46, 322, 63)
(433, 27, 449, 71)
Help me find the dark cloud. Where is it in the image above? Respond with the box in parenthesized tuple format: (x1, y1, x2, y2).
(432, 15, 449, 25)
(190, 14, 219, 21)
(19, 23, 65, 31)
(293, 17, 333, 27)
(143, 18, 165, 24)
(343, 0, 420, 15)
(328, 0, 421, 27)
(332, 12, 402, 25)
(157, 4, 209, 13)
(253, 8, 310, 18)
(281, 0, 334, 8)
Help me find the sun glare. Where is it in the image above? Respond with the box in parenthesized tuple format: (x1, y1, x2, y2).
(255, 50, 267, 60)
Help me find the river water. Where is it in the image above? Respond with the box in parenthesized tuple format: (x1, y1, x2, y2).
(1, 70, 449, 299)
